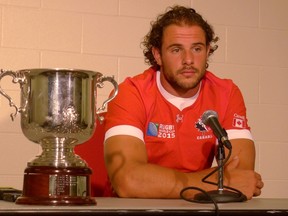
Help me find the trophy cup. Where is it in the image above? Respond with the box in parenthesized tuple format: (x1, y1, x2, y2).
(0, 68, 118, 205)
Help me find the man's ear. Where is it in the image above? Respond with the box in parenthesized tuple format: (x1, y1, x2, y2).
(152, 47, 162, 66)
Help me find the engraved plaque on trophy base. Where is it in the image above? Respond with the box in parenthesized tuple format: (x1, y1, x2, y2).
(16, 166, 96, 205)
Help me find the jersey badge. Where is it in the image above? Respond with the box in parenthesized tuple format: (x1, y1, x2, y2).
(195, 118, 208, 132)
(195, 118, 213, 140)
(232, 113, 246, 128)
(147, 122, 159, 136)
(147, 122, 176, 139)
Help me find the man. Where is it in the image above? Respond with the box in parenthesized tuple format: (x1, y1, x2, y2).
(103, 5, 264, 199)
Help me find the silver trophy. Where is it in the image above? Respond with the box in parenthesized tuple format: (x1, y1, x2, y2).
(0, 68, 118, 205)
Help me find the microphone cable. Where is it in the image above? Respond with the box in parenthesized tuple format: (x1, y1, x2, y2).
(180, 147, 245, 216)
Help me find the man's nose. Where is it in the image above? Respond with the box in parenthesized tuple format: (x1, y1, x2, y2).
(182, 50, 194, 65)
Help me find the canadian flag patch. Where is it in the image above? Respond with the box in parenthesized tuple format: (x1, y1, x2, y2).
(233, 117, 245, 128)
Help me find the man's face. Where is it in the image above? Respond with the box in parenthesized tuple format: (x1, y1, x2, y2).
(153, 24, 210, 97)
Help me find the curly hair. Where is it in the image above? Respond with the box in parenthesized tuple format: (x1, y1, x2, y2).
(142, 5, 219, 69)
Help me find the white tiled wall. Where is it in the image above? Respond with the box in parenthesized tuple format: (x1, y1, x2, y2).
(0, 0, 287, 198)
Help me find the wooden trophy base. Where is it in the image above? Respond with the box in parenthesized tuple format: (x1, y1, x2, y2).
(15, 166, 96, 205)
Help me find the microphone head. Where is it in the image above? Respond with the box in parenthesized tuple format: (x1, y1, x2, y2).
(201, 110, 218, 125)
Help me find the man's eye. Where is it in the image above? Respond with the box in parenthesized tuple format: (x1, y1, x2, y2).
(193, 47, 203, 52)
(171, 48, 180, 53)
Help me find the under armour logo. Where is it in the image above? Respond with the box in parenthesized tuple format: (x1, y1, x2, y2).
(176, 114, 184, 123)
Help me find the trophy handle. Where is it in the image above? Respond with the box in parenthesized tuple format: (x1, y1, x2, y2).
(0, 69, 26, 121)
(95, 75, 118, 123)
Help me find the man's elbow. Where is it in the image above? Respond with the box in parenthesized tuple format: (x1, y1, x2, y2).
(110, 175, 139, 198)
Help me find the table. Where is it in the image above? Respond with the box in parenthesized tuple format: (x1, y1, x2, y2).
(0, 197, 287, 215)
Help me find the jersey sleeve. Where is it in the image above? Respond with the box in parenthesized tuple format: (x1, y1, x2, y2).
(104, 79, 147, 136)
(222, 84, 253, 140)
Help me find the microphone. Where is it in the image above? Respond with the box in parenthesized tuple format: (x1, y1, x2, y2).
(192, 110, 247, 203)
(201, 110, 232, 150)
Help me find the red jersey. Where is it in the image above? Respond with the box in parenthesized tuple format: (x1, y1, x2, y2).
(104, 67, 252, 173)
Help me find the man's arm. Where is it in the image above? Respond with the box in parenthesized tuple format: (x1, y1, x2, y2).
(226, 138, 256, 169)
(104, 135, 263, 199)
(223, 138, 263, 198)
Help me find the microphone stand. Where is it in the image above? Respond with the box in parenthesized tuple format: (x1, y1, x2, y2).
(194, 135, 247, 203)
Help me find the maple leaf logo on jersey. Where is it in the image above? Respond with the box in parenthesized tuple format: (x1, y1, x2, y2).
(195, 118, 208, 132)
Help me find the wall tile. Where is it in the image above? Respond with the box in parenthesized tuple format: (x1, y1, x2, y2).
(260, 0, 288, 30)
(260, 67, 288, 105)
(2, 7, 40, 49)
(118, 57, 147, 82)
(2, 8, 82, 52)
(209, 26, 226, 64)
(261, 180, 288, 198)
(39, 10, 82, 52)
(0, 133, 39, 174)
(258, 141, 288, 180)
(0, 8, 2, 44)
(227, 27, 288, 68)
(82, 14, 150, 57)
(194, 0, 259, 27)
(119, 0, 190, 18)
(0, 0, 41, 7)
(0, 48, 40, 71)
(42, 0, 118, 15)
(248, 104, 288, 143)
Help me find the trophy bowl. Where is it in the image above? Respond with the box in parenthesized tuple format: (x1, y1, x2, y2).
(0, 68, 118, 205)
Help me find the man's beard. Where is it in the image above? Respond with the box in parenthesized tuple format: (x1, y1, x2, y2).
(163, 66, 206, 93)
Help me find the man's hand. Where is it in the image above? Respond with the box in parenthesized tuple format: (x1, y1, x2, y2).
(224, 156, 264, 199)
